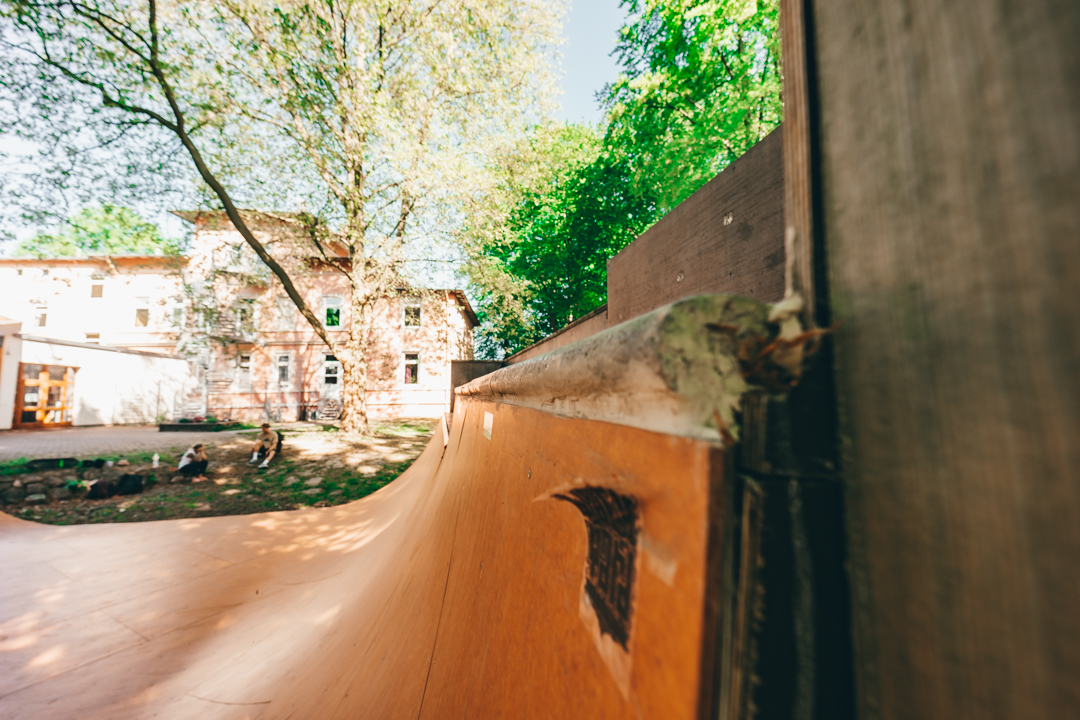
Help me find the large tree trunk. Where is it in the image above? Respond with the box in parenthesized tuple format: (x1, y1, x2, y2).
(339, 352, 368, 435)
(338, 288, 371, 435)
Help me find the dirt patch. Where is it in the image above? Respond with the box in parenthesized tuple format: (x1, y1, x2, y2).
(4, 421, 436, 526)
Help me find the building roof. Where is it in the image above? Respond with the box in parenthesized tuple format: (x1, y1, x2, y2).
(0, 255, 184, 264)
(450, 290, 479, 328)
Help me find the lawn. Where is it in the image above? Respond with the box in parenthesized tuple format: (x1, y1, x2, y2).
(0, 420, 436, 525)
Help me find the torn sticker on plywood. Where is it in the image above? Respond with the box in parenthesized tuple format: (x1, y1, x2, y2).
(554, 486, 638, 697)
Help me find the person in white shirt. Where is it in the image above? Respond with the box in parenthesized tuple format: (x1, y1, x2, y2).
(178, 444, 208, 482)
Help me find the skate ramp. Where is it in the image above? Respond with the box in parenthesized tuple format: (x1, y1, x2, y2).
(0, 295, 771, 719)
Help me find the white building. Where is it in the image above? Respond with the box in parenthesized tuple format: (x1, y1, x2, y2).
(0, 212, 477, 428)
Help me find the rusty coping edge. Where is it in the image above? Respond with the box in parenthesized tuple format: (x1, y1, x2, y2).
(455, 294, 772, 441)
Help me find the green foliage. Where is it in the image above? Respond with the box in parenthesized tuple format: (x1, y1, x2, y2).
(0, 458, 31, 476)
(14, 205, 183, 258)
(466, 124, 661, 357)
(464, 0, 782, 356)
(605, 0, 783, 210)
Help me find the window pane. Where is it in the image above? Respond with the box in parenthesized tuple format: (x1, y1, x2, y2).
(135, 308, 149, 327)
(21, 411, 38, 424)
(91, 284, 103, 298)
(35, 310, 47, 327)
(405, 305, 421, 327)
(404, 353, 419, 384)
(22, 364, 42, 379)
(326, 307, 341, 327)
(47, 365, 66, 381)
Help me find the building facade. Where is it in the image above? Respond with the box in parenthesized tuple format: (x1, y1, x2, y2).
(0, 212, 477, 427)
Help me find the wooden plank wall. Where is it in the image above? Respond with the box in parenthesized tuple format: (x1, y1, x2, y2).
(606, 126, 785, 326)
(501, 127, 784, 364)
(812, 1, 1080, 718)
(504, 305, 608, 365)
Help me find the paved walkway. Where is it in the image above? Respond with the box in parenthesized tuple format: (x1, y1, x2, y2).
(0, 426, 256, 461)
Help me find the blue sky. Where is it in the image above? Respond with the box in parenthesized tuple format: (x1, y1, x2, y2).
(555, 0, 627, 125)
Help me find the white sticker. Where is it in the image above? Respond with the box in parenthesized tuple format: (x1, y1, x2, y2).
(483, 411, 493, 440)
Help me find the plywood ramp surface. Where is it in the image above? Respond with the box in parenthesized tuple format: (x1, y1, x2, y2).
(0, 399, 723, 719)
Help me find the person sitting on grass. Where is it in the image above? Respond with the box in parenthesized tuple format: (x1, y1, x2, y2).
(249, 423, 282, 469)
(178, 443, 209, 483)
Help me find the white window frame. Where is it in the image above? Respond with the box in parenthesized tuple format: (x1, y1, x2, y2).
(275, 352, 292, 389)
(171, 305, 185, 330)
(236, 353, 253, 391)
(237, 298, 257, 332)
(134, 297, 150, 328)
(402, 351, 420, 386)
(323, 354, 341, 387)
(402, 298, 422, 329)
(274, 296, 297, 332)
(322, 296, 343, 328)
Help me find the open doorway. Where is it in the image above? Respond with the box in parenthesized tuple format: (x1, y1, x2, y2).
(14, 363, 77, 428)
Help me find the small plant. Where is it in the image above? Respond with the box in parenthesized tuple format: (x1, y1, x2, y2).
(0, 458, 31, 476)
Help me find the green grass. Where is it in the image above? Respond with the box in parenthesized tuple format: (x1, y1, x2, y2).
(0, 458, 32, 476)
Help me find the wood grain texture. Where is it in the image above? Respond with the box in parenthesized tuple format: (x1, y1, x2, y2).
(504, 304, 609, 365)
(0, 402, 730, 719)
(781, 0, 818, 325)
(813, 0, 1080, 718)
(606, 127, 785, 325)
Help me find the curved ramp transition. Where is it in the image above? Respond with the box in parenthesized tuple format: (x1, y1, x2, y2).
(1, 295, 777, 719)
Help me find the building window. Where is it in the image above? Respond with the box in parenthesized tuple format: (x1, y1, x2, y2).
(135, 297, 150, 327)
(403, 300, 422, 329)
(275, 296, 297, 331)
(237, 354, 252, 390)
(172, 307, 184, 328)
(324, 355, 340, 385)
(91, 284, 103, 298)
(403, 352, 419, 384)
(277, 354, 290, 385)
(238, 298, 256, 332)
(16, 269, 22, 276)
(324, 297, 342, 328)
(34, 306, 47, 327)
(85, 333, 100, 344)
(41, 268, 49, 277)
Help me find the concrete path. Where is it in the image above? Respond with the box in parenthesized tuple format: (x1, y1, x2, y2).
(0, 426, 252, 461)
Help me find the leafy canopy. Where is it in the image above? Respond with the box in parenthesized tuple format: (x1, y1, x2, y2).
(14, 205, 182, 257)
(463, 0, 782, 358)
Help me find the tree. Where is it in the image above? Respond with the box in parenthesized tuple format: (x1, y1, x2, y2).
(0, 0, 561, 433)
(14, 204, 182, 256)
(461, 123, 659, 357)
(603, 0, 782, 210)
(463, 0, 782, 355)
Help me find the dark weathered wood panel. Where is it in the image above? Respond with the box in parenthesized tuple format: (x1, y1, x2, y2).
(814, 0, 1080, 718)
(781, 0, 819, 326)
(450, 360, 504, 412)
(606, 127, 785, 325)
(503, 305, 609, 365)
